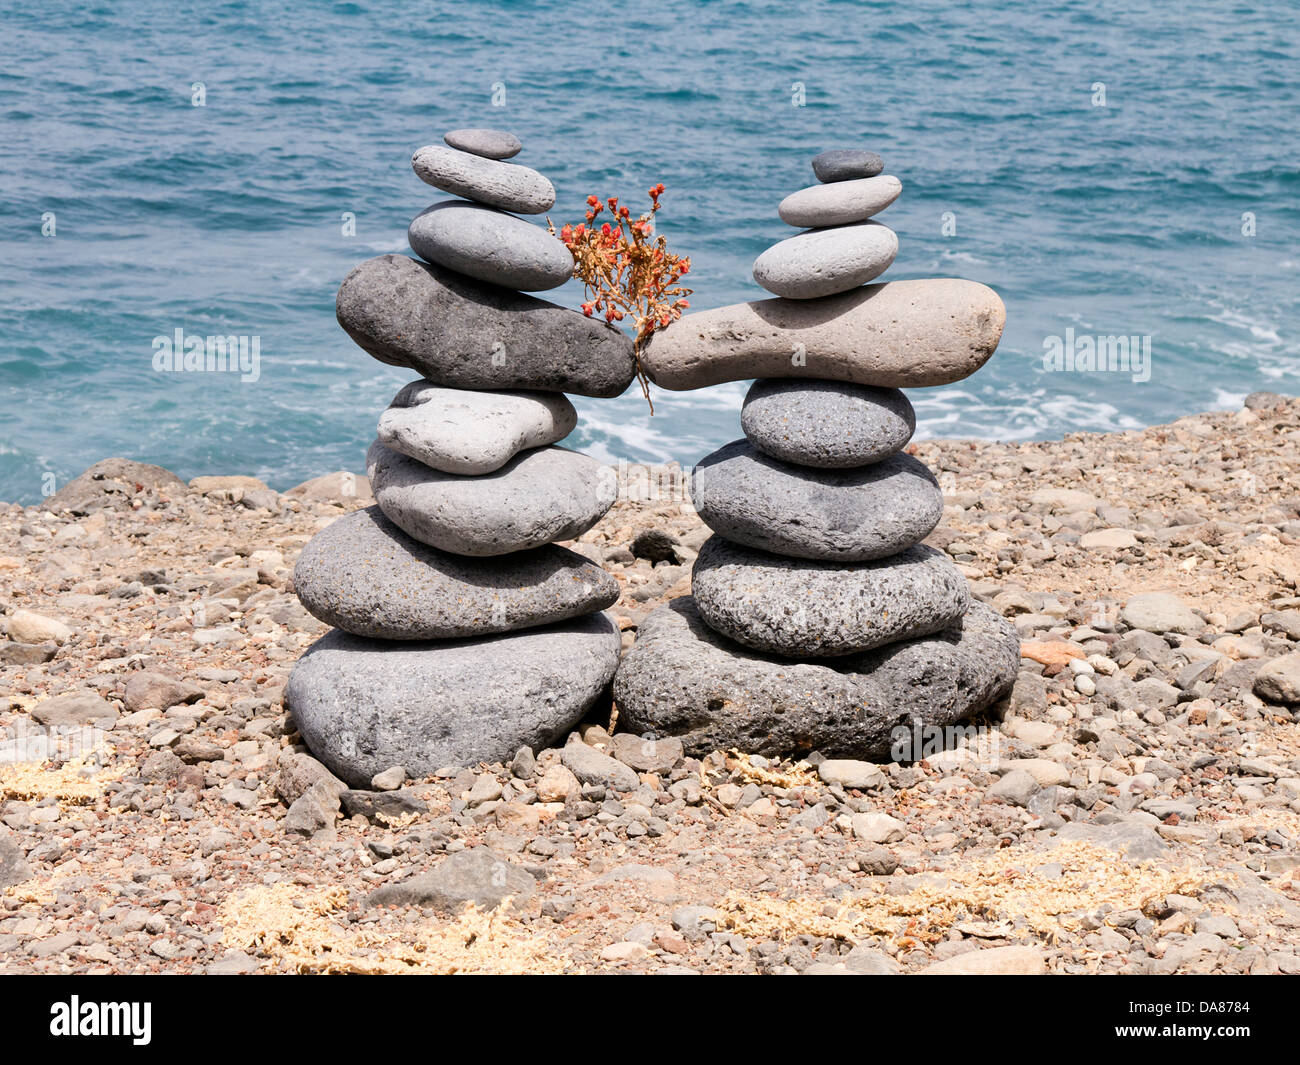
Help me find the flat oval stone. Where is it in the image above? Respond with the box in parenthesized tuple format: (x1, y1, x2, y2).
(753, 221, 897, 299)
(443, 128, 522, 160)
(779, 175, 902, 228)
(337, 255, 635, 397)
(288, 612, 621, 785)
(613, 599, 1018, 759)
(692, 537, 968, 657)
(742, 379, 914, 467)
(690, 441, 942, 561)
(367, 440, 617, 556)
(640, 279, 1005, 391)
(408, 201, 573, 291)
(378, 381, 577, 475)
(812, 149, 884, 183)
(412, 143, 553, 213)
(293, 507, 618, 640)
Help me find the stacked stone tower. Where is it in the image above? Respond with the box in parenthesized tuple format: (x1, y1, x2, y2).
(615, 147, 1021, 759)
(286, 128, 636, 787)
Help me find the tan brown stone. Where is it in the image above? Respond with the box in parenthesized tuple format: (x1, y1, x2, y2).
(640, 279, 1005, 390)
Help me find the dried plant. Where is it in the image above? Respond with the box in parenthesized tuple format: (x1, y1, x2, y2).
(217, 884, 574, 974)
(550, 184, 692, 412)
(717, 840, 1214, 953)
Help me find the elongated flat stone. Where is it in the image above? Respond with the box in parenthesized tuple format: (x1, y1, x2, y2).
(612, 599, 1018, 759)
(336, 255, 635, 397)
(377, 381, 577, 475)
(778, 175, 902, 228)
(293, 507, 618, 640)
(288, 612, 621, 786)
(753, 220, 897, 299)
(412, 143, 554, 213)
(443, 128, 522, 160)
(692, 538, 968, 657)
(367, 440, 616, 556)
(408, 201, 573, 291)
(742, 379, 914, 468)
(640, 279, 1005, 391)
(691, 441, 942, 561)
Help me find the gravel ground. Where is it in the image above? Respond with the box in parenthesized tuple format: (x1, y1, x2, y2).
(2, 394, 1300, 974)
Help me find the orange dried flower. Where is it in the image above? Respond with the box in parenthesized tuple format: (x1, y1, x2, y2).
(548, 183, 693, 413)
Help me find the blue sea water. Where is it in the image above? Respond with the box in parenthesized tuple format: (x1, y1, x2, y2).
(2, 0, 1298, 505)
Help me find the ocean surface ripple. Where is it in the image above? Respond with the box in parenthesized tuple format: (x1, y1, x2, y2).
(2, 0, 1297, 503)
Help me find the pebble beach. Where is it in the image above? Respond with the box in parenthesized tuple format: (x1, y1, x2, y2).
(3, 391, 1300, 975)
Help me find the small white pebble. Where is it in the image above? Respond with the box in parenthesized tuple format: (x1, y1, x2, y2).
(1086, 654, 1118, 675)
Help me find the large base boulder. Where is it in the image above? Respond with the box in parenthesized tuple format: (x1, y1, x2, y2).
(613, 598, 1018, 759)
(287, 613, 621, 786)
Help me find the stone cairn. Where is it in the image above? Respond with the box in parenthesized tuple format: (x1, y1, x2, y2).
(615, 147, 1022, 760)
(285, 128, 638, 787)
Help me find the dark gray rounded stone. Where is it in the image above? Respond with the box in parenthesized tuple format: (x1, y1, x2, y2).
(690, 440, 942, 561)
(293, 507, 618, 640)
(336, 255, 635, 398)
(408, 201, 573, 291)
(412, 144, 553, 213)
(812, 149, 884, 183)
(613, 598, 1018, 759)
(691, 537, 969, 657)
(741, 379, 915, 468)
(443, 128, 522, 160)
(287, 612, 622, 786)
(367, 440, 617, 556)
